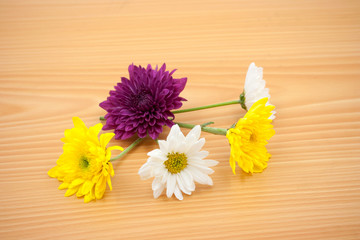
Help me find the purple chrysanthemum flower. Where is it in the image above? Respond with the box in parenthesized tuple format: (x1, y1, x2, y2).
(100, 64, 187, 140)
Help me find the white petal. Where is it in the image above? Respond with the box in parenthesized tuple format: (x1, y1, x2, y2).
(152, 177, 165, 198)
(176, 174, 192, 195)
(166, 174, 176, 198)
(147, 149, 166, 162)
(165, 125, 186, 152)
(158, 140, 168, 153)
(186, 125, 201, 141)
(167, 133, 180, 152)
(203, 159, 219, 167)
(176, 127, 186, 142)
(148, 155, 166, 164)
(244, 62, 263, 90)
(153, 183, 165, 199)
(190, 150, 209, 159)
(186, 138, 205, 155)
(152, 177, 162, 190)
(166, 124, 178, 141)
(174, 185, 183, 200)
(167, 124, 184, 142)
(161, 170, 169, 184)
(184, 125, 202, 151)
(188, 162, 214, 175)
(187, 157, 204, 164)
(184, 135, 197, 152)
(187, 166, 213, 186)
(138, 162, 153, 180)
(181, 169, 195, 191)
(147, 149, 162, 157)
(153, 165, 166, 177)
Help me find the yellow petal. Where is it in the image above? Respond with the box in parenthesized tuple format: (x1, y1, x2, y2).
(108, 145, 124, 152)
(84, 193, 94, 203)
(82, 187, 96, 203)
(76, 189, 84, 197)
(81, 181, 94, 195)
(108, 162, 115, 177)
(48, 167, 58, 178)
(100, 133, 115, 148)
(106, 175, 113, 191)
(95, 177, 106, 199)
(89, 123, 103, 137)
(72, 117, 87, 130)
(69, 178, 85, 189)
(265, 104, 275, 112)
(58, 182, 69, 190)
(90, 186, 96, 200)
(229, 158, 236, 175)
(65, 187, 78, 197)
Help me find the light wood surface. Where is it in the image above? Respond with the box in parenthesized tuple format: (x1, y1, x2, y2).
(1, 0, 360, 239)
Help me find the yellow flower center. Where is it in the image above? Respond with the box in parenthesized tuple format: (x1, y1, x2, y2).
(79, 156, 90, 169)
(164, 152, 188, 174)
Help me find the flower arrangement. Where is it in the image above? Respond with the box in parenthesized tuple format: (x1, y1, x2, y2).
(48, 62, 275, 202)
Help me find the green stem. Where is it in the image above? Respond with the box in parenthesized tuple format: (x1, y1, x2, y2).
(201, 121, 214, 127)
(100, 116, 105, 121)
(110, 137, 144, 162)
(172, 100, 241, 114)
(176, 122, 227, 136)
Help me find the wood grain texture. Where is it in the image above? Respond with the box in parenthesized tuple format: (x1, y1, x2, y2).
(1, 0, 360, 239)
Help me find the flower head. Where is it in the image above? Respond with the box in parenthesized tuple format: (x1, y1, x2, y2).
(242, 62, 276, 120)
(48, 117, 123, 203)
(100, 64, 187, 140)
(138, 124, 218, 200)
(226, 98, 275, 174)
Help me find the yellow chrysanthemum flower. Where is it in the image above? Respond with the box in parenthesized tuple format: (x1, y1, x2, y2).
(48, 117, 123, 203)
(226, 98, 275, 174)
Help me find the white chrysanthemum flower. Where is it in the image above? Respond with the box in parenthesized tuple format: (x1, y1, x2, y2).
(138, 124, 218, 200)
(243, 62, 276, 120)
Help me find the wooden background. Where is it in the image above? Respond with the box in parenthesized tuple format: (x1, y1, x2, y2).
(1, 0, 360, 239)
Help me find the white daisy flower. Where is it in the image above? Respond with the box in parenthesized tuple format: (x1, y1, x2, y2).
(138, 124, 218, 200)
(243, 62, 276, 120)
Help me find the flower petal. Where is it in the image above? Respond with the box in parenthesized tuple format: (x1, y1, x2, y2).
(187, 166, 213, 186)
(187, 138, 205, 155)
(100, 133, 115, 148)
(95, 176, 106, 199)
(64, 187, 78, 197)
(108, 146, 124, 152)
(167, 124, 181, 141)
(69, 178, 85, 189)
(72, 117, 87, 130)
(89, 123, 103, 138)
(177, 174, 191, 195)
(158, 140, 169, 153)
(186, 125, 201, 141)
(153, 179, 165, 199)
(58, 182, 69, 190)
(138, 162, 153, 180)
(48, 166, 58, 178)
(166, 174, 176, 198)
(203, 159, 219, 167)
(180, 169, 195, 191)
(174, 185, 183, 200)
